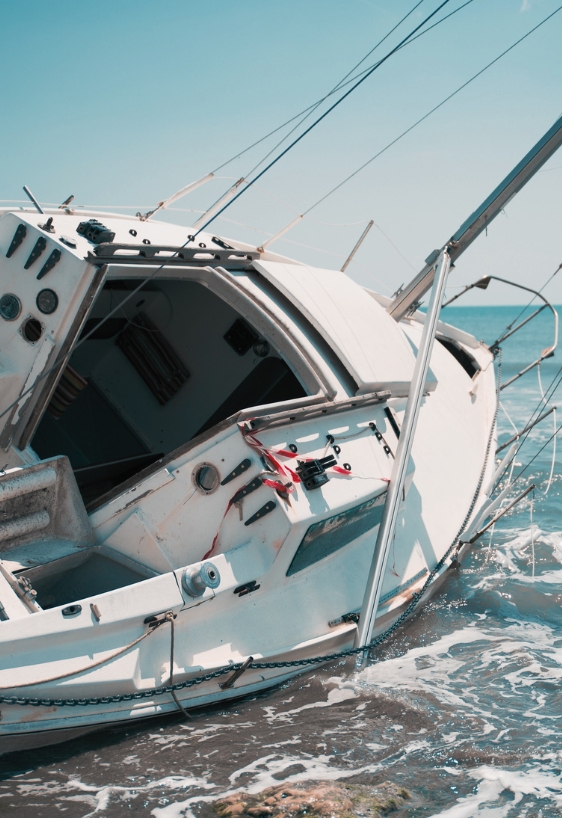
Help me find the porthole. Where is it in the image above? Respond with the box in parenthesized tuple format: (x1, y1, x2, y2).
(192, 462, 220, 495)
(21, 316, 43, 344)
(0, 293, 22, 321)
(36, 288, 59, 315)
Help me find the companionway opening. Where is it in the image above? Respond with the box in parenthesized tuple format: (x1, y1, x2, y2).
(31, 278, 306, 505)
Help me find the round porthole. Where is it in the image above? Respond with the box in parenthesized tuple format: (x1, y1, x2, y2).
(22, 317, 43, 344)
(36, 288, 59, 315)
(0, 293, 22, 321)
(192, 462, 220, 494)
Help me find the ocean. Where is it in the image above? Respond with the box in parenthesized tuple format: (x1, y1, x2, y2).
(1, 305, 561, 817)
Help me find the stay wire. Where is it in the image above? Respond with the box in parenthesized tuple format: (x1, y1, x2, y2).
(302, 3, 562, 216)
(190, 0, 454, 241)
(0, 2, 453, 426)
(210, 0, 472, 176)
(243, 0, 428, 178)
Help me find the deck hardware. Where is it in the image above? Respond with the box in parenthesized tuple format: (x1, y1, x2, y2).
(62, 604, 82, 617)
(90, 603, 102, 621)
(198, 242, 206, 248)
(328, 611, 360, 627)
(142, 238, 151, 245)
(129, 229, 137, 237)
(24, 237, 47, 269)
(295, 455, 337, 491)
(76, 218, 116, 244)
(182, 561, 221, 597)
(230, 476, 263, 506)
(60, 235, 77, 248)
(244, 501, 276, 526)
(144, 610, 176, 627)
(23, 184, 44, 214)
(39, 216, 55, 233)
(343, 463, 351, 471)
(193, 462, 220, 495)
(0, 602, 8, 622)
(221, 458, 251, 485)
(224, 318, 259, 355)
(369, 422, 392, 456)
(326, 435, 341, 455)
(37, 249, 61, 280)
(384, 407, 401, 438)
(6, 224, 27, 257)
(59, 194, 74, 209)
(36, 288, 59, 315)
(0, 294, 22, 322)
(212, 236, 234, 250)
(234, 580, 260, 597)
(253, 339, 270, 358)
(219, 655, 254, 689)
(288, 443, 298, 453)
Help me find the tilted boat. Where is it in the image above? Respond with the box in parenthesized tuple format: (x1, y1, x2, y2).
(0, 115, 561, 753)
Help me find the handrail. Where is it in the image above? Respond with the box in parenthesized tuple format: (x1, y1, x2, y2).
(442, 273, 558, 391)
(388, 114, 562, 321)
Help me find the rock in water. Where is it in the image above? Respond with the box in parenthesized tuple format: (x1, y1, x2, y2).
(214, 780, 411, 818)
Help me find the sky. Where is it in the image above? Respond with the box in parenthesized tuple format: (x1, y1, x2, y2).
(1, 0, 561, 304)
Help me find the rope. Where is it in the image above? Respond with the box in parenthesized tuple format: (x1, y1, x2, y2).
(167, 613, 191, 719)
(0, 356, 501, 708)
(0, 619, 164, 691)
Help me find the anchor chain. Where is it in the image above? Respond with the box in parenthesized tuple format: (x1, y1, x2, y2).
(0, 357, 502, 709)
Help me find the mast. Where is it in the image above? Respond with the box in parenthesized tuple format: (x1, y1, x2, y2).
(355, 248, 452, 651)
(388, 114, 562, 322)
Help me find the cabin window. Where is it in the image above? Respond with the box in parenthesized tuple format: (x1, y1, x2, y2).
(437, 337, 480, 378)
(31, 278, 306, 505)
(286, 492, 386, 576)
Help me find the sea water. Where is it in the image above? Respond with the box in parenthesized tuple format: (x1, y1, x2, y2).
(1, 305, 561, 817)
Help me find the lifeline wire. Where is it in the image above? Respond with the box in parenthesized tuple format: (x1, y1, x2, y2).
(301, 3, 562, 216)
(0, 1, 454, 426)
(0, 355, 502, 708)
(496, 262, 562, 344)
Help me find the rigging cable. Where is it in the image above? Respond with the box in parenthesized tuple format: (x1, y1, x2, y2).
(300, 3, 562, 216)
(186, 0, 454, 241)
(0, 3, 559, 426)
(242, 0, 429, 178)
(210, 0, 473, 176)
(0, 1, 455, 426)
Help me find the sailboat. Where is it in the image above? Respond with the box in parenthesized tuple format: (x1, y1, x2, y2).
(0, 112, 560, 753)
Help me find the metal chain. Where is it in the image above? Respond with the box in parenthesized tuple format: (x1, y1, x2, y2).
(0, 356, 501, 709)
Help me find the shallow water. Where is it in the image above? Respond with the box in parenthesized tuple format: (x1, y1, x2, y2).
(2, 305, 562, 817)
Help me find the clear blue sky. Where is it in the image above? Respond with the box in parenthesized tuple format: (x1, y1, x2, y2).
(1, 0, 561, 304)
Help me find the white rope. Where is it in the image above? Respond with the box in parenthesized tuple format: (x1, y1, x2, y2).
(537, 363, 557, 496)
(530, 498, 536, 578)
